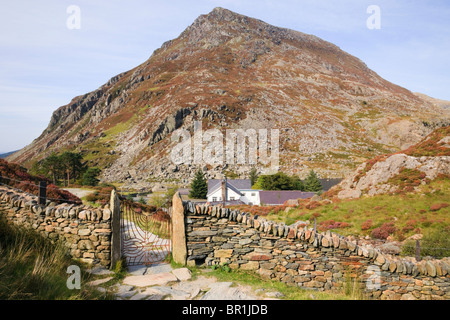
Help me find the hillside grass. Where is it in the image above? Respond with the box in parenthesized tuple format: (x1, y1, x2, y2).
(262, 178, 450, 247)
(0, 216, 113, 300)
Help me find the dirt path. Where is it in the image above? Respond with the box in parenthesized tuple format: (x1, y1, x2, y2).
(87, 263, 281, 300)
(63, 188, 97, 199)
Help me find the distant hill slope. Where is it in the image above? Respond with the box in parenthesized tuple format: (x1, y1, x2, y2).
(0, 150, 18, 159)
(7, 7, 450, 188)
(414, 92, 450, 110)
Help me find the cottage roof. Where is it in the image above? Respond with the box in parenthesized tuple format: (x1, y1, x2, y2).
(207, 179, 246, 197)
(259, 190, 315, 205)
(208, 179, 252, 191)
(319, 178, 342, 191)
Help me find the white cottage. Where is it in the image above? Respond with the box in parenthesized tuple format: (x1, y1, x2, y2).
(206, 178, 316, 206)
(206, 178, 261, 205)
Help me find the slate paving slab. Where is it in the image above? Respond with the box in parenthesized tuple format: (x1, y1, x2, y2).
(200, 282, 258, 300)
(140, 286, 168, 297)
(123, 272, 178, 287)
(112, 284, 136, 299)
(116, 289, 138, 299)
(86, 266, 114, 276)
(143, 286, 191, 300)
(146, 263, 174, 275)
(171, 275, 213, 298)
(127, 265, 148, 276)
(126, 262, 173, 276)
(87, 277, 113, 287)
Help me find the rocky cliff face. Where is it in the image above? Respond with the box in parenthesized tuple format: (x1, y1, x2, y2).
(335, 126, 450, 199)
(8, 7, 450, 189)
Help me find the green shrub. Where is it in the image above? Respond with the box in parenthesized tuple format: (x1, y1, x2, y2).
(211, 262, 231, 273)
(253, 172, 305, 191)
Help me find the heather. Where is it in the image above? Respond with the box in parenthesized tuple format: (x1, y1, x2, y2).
(0, 159, 81, 204)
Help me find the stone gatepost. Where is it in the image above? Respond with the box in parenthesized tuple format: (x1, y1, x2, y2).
(172, 192, 187, 265)
(110, 189, 121, 269)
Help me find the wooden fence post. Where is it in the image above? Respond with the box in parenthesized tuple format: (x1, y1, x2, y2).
(38, 181, 47, 205)
(0, 172, 2, 185)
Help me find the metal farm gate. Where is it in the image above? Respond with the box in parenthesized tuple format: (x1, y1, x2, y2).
(120, 201, 172, 266)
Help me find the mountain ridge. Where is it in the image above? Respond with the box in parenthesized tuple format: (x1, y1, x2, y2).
(7, 7, 450, 189)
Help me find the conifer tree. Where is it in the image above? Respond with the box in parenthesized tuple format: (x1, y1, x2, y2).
(249, 167, 259, 186)
(303, 170, 322, 192)
(189, 169, 208, 199)
(82, 167, 101, 186)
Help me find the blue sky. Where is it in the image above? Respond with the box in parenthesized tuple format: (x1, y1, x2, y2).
(0, 0, 449, 153)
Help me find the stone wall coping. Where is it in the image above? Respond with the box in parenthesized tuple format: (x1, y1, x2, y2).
(0, 186, 111, 221)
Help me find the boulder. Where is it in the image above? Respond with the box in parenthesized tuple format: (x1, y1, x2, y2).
(172, 268, 192, 281)
(337, 188, 361, 200)
(285, 199, 299, 207)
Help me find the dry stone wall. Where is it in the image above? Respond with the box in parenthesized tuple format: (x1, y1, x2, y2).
(0, 186, 114, 268)
(180, 201, 450, 300)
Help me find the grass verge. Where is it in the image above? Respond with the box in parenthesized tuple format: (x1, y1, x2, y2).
(0, 216, 112, 300)
(174, 259, 366, 300)
(203, 266, 362, 300)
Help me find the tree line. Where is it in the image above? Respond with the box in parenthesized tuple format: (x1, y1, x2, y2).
(189, 168, 323, 199)
(252, 170, 323, 192)
(31, 152, 101, 186)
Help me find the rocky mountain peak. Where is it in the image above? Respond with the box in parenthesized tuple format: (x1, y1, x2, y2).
(179, 7, 255, 46)
(181, 7, 317, 47)
(192, 7, 252, 27)
(7, 8, 450, 189)
(205, 7, 244, 21)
